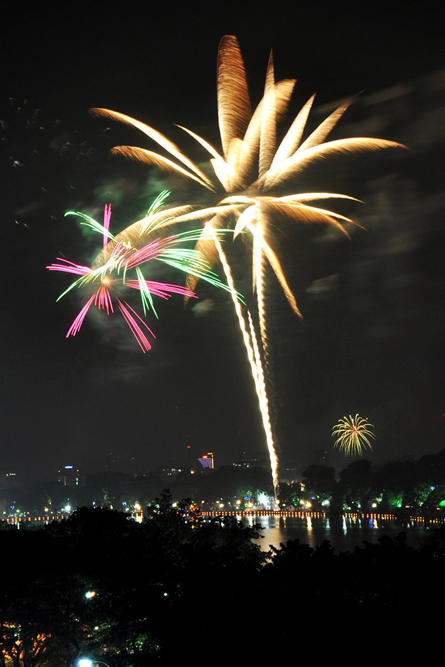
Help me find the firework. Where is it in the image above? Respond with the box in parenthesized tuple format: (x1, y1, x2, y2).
(206, 223, 278, 489)
(89, 36, 405, 488)
(48, 194, 241, 352)
(90, 35, 405, 310)
(332, 414, 375, 456)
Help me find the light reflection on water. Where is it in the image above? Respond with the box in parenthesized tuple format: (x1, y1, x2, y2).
(242, 515, 430, 552)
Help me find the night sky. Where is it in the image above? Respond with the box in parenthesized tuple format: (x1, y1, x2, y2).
(2, 1, 445, 482)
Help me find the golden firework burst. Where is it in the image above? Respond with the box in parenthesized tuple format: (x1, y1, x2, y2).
(332, 414, 375, 456)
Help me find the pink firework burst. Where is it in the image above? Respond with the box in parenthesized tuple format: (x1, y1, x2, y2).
(47, 204, 197, 352)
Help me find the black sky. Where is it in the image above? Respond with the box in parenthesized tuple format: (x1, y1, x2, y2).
(2, 0, 445, 482)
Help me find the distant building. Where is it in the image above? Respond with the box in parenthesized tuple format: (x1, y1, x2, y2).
(158, 466, 187, 482)
(57, 466, 85, 487)
(233, 457, 266, 469)
(0, 471, 18, 487)
(198, 453, 214, 469)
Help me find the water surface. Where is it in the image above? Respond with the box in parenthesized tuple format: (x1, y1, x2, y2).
(242, 514, 430, 552)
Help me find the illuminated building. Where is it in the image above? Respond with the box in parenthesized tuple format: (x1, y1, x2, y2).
(57, 465, 85, 487)
(198, 453, 214, 469)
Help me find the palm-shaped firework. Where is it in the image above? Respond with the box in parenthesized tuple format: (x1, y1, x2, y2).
(48, 193, 241, 352)
(90, 36, 404, 311)
(332, 414, 375, 456)
(89, 35, 405, 490)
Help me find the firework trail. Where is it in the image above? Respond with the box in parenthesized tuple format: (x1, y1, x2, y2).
(205, 222, 278, 491)
(332, 414, 375, 456)
(247, 310, 278, 491)
(48, 195, 241, 351)
(90, 35, 405, 484)
(249, 217, 270, 368)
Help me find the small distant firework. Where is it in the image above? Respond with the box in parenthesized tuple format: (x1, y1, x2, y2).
(47, 193, 240, 352)
(332, 414, 375, 456)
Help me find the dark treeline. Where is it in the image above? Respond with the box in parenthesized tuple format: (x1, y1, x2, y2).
(1, 491, 444, 666)
(280, 449, 445, 520)
(0, 465, 276, 516)
(3, 448, 445, 520)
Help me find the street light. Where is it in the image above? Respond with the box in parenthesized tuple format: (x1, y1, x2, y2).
(77, 659, 111, 667)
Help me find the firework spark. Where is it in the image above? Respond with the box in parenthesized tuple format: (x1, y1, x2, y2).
(48, 194, 241, 351)
(332, 414, 375, 456)
(90, 35, 405, 487)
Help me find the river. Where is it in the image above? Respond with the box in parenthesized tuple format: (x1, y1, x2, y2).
(241, 514, 434, 552)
